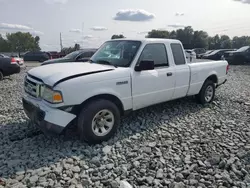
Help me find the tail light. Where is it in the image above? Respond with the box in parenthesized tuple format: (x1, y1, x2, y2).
(226, 64, 229, 74)
(11, 58, 17, 64)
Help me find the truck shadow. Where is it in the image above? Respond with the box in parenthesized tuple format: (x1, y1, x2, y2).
(0, 96, 212, 181)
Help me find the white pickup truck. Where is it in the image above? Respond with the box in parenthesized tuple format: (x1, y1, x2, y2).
(22, 38, 229, 144)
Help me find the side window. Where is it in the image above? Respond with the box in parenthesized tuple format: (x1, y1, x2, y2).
(139, 43, 168, 67)
(171, 43, 186, 65)
(79, 52, 91, 58)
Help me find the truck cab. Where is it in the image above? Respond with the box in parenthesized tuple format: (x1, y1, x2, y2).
(22, 38, 228, 144)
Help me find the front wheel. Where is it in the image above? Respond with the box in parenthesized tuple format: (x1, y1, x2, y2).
(196, 80, 215, 104)
(77, 99, 120, 144)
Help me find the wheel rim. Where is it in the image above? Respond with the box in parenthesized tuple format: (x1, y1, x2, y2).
(205, 85, 214, 102)
(91, 109, 114, 137)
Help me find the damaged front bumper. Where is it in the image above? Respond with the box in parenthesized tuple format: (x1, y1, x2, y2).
(22, 96, 76, 135)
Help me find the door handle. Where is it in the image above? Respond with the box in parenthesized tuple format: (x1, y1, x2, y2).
(166, 72, 173, 76)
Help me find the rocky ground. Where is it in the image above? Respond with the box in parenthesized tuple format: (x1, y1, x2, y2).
(0, 65, 250, 188)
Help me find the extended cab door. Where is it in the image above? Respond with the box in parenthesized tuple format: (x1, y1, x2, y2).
(170, 43, 190, 99)
(132, 43, 175, 110)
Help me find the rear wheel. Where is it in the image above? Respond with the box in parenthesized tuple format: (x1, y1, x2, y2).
(195, 80, 215, 104)
(0, 71, 3, 81)
(77, 99, 120, 144)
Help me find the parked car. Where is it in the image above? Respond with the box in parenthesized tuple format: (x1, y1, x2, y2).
(185, 49, 196, 63)
(197, 50, 214, 59)
(22, 38, 228, 144)
(203, 49, 234, 60)
(224, 46, 250, 64)
(0, 56, 21, 80)
(10, 55, 24, 66)
(41, 49, 98, 66)
(23, 51, 51, 62)
(0, 54, 9, 58)
(48, 51, 60, 59)
(193, 48, 206, 57)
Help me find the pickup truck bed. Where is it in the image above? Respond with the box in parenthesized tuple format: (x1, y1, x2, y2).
(22, 38, 229, 144)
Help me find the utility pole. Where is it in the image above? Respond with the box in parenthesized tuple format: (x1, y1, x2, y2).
(82, 22, 84, 47)
(60, 32, 63, 51)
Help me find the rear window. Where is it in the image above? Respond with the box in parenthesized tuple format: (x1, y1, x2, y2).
(171, 43, 186, 65)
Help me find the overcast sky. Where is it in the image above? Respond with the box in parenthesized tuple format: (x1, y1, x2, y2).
(0, 0, 250, 51)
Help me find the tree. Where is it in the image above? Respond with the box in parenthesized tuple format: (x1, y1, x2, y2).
(0, 34, 10, 52)
(111, 34, 125, 39)
(6, 32, 41, 56)
(145, 26, 250, 50)
(220, 35, 232, 49)
(146, 30, 170, 38)
(176, 26, 194, 49)
(74, 43, 80, 51)
(192, 30, 209, 49)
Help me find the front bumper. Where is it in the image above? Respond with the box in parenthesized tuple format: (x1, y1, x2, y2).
(22, 96, 76, 135)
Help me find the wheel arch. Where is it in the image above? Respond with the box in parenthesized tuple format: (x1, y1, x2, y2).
(72, 94, 125, 116)
(206, 74, 218, 84)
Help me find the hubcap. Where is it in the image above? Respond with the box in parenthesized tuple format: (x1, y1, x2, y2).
(205, 85, 214, 102)
(91, 109, 114, 137)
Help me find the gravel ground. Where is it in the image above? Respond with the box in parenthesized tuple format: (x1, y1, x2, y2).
(0, 65, 250, 188)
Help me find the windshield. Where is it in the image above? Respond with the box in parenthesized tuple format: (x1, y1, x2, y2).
(64, 51, 82, 59)
(236, 46, 249, 52)
(90, 40, 141, 67)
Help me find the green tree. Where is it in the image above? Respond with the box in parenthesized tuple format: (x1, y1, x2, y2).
(192, 30, 209, 49)
(208, 35, 221, 49)
(176, 26, 194, 49)
(74, 43, 80, 51)
(219, 35, 232, 49)
(111, 34, 125, 39)
(146, 30, 170, 38)
(6, 32, 41, 56)
(0, 34, 10, 52)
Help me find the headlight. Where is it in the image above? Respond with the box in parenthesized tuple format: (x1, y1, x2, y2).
(229, 53, 233, 56)
(41, 86, 63, 104)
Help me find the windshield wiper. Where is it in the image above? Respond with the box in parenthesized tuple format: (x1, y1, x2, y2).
(91, 59, 117, 68)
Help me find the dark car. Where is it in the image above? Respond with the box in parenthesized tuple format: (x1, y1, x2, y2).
(48, 51, 60, 59)
(23, 51, 51, 62)
(41, 48, 98, 66)
(224, 46, 250, 64)
(0, 55, 21, 80)
(197, 50, 214, 59)
(203, 49, 234, 60)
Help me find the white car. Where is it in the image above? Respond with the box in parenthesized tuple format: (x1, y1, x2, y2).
(10, 55, 25, 66)
(22, 38, 229, 144)
(185, 49, 196, 63)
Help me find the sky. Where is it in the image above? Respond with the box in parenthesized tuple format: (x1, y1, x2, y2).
(0, 0, 250, 51)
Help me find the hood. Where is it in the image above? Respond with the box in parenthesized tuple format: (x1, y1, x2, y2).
(42, 58, 72, 65)
(27, 62, 115, 87)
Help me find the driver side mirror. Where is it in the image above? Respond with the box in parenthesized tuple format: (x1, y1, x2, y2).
(135, 60, 154, 71)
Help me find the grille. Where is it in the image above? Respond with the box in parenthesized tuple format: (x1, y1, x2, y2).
(24, 75, 41, 98)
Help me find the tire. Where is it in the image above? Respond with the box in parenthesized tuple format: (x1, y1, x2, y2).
(195, 80, 215, 105)
(77, 99, 120, 144)
(0, 70, 3, 81)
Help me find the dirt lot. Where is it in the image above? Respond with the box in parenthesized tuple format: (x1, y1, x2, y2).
(0, 65, 250, 188)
